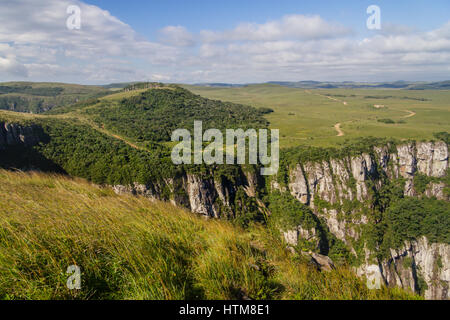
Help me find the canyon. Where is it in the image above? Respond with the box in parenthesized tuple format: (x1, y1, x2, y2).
(1, 121, 448, 299)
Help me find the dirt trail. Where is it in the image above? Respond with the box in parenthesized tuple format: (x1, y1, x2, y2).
(305, 90, 348, 105)
(109, 133, 143, 150)
(403, 110, 416, 118)
(334, 123, 344, 137)
(55, 113, 146, 151)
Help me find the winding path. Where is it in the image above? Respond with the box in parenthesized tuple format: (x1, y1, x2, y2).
(305, 90, 348, 105)
(403, 110, 416, 118)
(334, 123, 344, 137)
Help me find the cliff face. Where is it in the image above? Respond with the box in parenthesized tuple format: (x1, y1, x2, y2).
(276, 141, 449, 300)
(287, 142, 448, 207)
(113, 169, 259, 219)
(355, 236, 449, 300)
(284, 142, 448, 242)
(0, 122, 42, 149)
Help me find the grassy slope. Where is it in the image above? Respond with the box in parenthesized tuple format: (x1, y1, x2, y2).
(184, 84, 450, 148)
(0, 170, 419, 300)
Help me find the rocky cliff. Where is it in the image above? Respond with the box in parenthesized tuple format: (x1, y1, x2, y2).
(0, 122, 42, 149)
(272, 141, 449, 299)
(113, 168, 261, 219)
(356, 236, 449, 300)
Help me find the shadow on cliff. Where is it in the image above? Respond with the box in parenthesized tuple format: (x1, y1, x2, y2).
(0, 127, 67, 174)
(0, 145, 67, 174)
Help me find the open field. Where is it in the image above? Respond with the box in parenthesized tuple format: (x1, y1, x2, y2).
(185, 84, 450, 148)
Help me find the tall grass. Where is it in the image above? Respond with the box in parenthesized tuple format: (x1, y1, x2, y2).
(0, 170, 420, 300)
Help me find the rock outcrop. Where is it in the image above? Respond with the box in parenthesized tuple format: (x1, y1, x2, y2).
(114, 168, 261, 219)
(0, 122, 42, 149)
(357, 237, 449, 300)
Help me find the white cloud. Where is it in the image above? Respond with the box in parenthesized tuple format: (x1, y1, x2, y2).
(158, 26, 195, 47)
(0, 0, 449, 83)
(0, 0, 181, 82)
(201, 15, 351, 43)
(380, 23, 417, 36)
(0, 54, 28, 77)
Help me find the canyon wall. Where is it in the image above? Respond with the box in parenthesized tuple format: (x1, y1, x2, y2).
(273, 141, 449, 300)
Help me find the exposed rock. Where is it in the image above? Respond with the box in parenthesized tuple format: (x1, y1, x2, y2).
(404, 179, 415, 197)
(0, 122, 42, 149)
(322, 209, 347, 242)
(432, 142, 448, 178)
(302, 162, 322, 208)
(301, 161, 337, 207)
(374, 146, 390, 174)
(243, 171, 258, 198)
(397, 144, 417, 178)
(349, 153, 377, 202)
(186, 174, 219, 217)
(358, 237, 450, 300)
(330, 158, 353, 203)
(425, 182, 447, 201)
(289, 164, 309, 204)
(310, 253, 336, 272)
(270, 179, 286, 193)
(417, 142, 435, 177)
(283, 226, 320, 250)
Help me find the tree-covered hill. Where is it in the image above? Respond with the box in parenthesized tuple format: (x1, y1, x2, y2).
(80, 86, 270, 142)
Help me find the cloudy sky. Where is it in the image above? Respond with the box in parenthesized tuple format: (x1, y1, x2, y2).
(0, 0, 449, 84)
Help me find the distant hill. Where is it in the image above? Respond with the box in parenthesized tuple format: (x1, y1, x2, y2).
(0, 82, 109, 113)
(101, 82, 139, 89)
(193, 83, 246, 88)
(266, 80, 450, 90)
(406, 81, 450, 90)
(192, 80, 450, 90)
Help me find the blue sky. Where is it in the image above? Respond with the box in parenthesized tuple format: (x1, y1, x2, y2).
(84, 0, 450, 38)
(0, 0, 449, 84)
